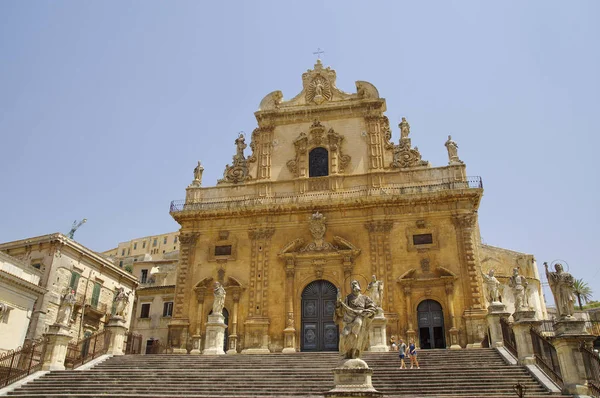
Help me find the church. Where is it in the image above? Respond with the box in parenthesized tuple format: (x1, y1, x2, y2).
(167, 60, 546, 354)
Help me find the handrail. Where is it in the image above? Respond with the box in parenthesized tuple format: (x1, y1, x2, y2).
(171, 176, 483, 213)
(500, 317, 518, 358)
(0, 338, 47, 387)
(580, 342, 600, 397)
(65, 330, 111, 369)
(530, 327, 563, 388)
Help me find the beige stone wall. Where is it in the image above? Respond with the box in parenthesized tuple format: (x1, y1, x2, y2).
(106, 232, 180, 262)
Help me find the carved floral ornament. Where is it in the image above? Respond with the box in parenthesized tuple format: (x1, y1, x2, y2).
(286, 120, 351, 177)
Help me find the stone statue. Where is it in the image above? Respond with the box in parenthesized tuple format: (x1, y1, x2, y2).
(334, 280, 378, 359)
(481, 269, 501, 304)
(234, 134, 247, 161)
(56, 289, 77, 326)
(212, 282, 226, 316)
(367, 275, 384, 309)
(445, 135, 462, 164)
(508, 268, 529, 311)
(399, 117, 410, 139)
(193, 161, 204, 182)
(113, 287, 130, 318)
(545, 262, 575, 319)
(0, 303, 7, 323)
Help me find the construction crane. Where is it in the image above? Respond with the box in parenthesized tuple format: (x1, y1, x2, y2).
(67, 219, 87, 239)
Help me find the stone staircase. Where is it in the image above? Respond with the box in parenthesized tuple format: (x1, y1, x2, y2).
(7, 348, 570, 397)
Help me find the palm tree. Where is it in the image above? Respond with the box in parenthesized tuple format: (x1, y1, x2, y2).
(573, 279, 593, 310)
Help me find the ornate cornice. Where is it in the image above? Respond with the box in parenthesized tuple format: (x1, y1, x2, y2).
(364, 220, 394, 233)
(452, 213, 478, 229)
(248, 228, 275, 240)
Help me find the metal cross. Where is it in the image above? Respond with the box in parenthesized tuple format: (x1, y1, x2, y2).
(313, 48, 325, 60)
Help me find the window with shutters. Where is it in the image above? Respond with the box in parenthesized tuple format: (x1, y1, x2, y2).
(140, 303, 151, 318)
(69, 272, 81, 291)
(91, 283, 101, 308)
(163, 302, 173, 317)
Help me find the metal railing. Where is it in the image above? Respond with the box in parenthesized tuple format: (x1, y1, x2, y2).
(0, 338, 47, 387)
(535, 320, 556, 336)
(125, 332, 142, 355)
(530, 327, 563, 388)
(170, 176, 483, 213)
(65, 330, 111, 369)
(146, 340, 171, 355)
(500, 317, 518, 358)
(580, 342, 600, 397)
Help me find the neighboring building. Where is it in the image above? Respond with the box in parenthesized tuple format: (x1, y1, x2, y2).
(0, 252, 46, 353)
(103, 231, 180, 269)
(0, 233, 138, 342)
(129, 257, 177, 353)
(166, 60, 548, 353)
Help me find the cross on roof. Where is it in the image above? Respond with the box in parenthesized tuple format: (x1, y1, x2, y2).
(313, 48, 325, 60)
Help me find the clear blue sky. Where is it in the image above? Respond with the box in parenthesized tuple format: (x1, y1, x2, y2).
(1, 1, 598, 304)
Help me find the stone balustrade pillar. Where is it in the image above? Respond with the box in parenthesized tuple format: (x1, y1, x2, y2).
(105, 316, 128, 356)
(511, 310, 540, 365)
(41, 324, 72, 371)
(485, 303, 510, 348)
(282, 259, 297, 354)
(553, 319, 596, 396)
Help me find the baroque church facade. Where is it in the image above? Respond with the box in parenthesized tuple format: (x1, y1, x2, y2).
(167, 60, 546, 354)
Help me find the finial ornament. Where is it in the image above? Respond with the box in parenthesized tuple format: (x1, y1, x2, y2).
(313, 47, 325, 60)
(218, 133, 252, 184)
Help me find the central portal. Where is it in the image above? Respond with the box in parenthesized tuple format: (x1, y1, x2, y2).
(301, 280, 339, 352)
(417, 299, 446, 349)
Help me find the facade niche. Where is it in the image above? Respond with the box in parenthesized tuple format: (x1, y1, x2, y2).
(286, 120, 351, 179)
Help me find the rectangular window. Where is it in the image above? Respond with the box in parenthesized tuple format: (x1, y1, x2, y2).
(413, 233, 434, 245)
(174, 236, 178, 244)
(153, 238, 158, 247)
(127, 248, 130, 255)
(140, 303, 151, 318)
(163, 237, 167, 244)
(141, 269, 148, 284)
(119, 261, 123, 267)
(69, 271, 81, 290)
(91, 283, 101, 308)
(121, 249, 125, 256)
(162, 301, 173, 317)
(142, 241, 146, 249)
(214, 245, 232, 256)
(133, 242, 137, 250)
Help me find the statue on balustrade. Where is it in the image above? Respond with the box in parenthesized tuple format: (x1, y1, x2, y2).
(481, 269, 501, 304)
(56, 289, 76, 326)
(508, 268, 529, 311)
(212, 282, 226, 316)
(334, 280, 378, 359)
(544, 262, 575, 319)
(113, 287, 131, 318)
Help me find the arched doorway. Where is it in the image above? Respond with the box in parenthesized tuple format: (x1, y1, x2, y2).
(301, 280, 338, 351)
(417, 300, 445, 349)
(209, 308, 229, 351)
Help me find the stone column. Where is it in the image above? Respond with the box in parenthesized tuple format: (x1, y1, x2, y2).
(227, 287, 240, 354)
(552, 320, 595, 396)
(191, 287, 205, 354)
(511, 310, 540, 365)
(445, 281, 461, 349)
(485, 303, 510, 348)
(403, 286, 416, 343)
(283, 258, 297, 354)
(105, 316, 127, 356)
(42, 324, 72, 371)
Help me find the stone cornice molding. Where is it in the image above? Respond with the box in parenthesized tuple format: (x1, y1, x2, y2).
(0, 270, 47, 296)
(364, 220, 394, 233)
(247, 228, 276, 241)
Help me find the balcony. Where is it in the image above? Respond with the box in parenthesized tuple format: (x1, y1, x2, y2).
(170, 176, 483, 214)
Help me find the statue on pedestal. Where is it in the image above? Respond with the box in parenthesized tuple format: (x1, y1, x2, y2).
(56, 289, 76, 326)
(193, 161, 204, 184)
(481, 269, 501, 304)
(399, 117, 410, 140)
(113, 287, 130, 318)
(508, 268, 529, 311)
(334, 280, 377, 359)
(212, 282, 226, 316)
(367, 275, 384, 309)
(544, 262, 575, 319)
(445, 135, 463, 164)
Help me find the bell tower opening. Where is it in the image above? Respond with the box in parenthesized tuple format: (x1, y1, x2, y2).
(309, 147, 329, 177)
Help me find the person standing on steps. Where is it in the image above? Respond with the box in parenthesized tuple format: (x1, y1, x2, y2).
(407, 339, 420, 369)
(398, 338, 407, 369)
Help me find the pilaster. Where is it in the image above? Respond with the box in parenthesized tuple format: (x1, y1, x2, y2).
(364, 221, 393, 312)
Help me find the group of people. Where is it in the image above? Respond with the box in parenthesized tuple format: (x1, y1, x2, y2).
(390, 336, 419, 369)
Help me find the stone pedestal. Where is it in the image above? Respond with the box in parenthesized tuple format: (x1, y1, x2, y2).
(203, 314, 227, 355)
(105, 316, 127, 356)
(282, 327, 296, 354)
(552, 320, 595, 396)
(448, 327, 461, 349)
(324, 358, 383, 398)
(241, 317, 270, 354)
(511, 310, 539, 365)
(227, 334, 238, 354)
(486, 303, 510, 348)
(42, 324, 72, 371)
(190, 334, 202, 354)
(368, 315, 388, 352)
(168, 319, 190, 354)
